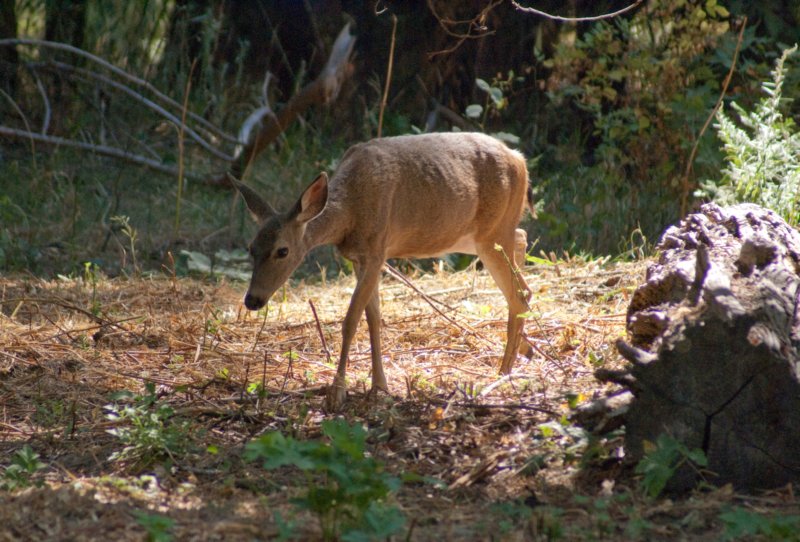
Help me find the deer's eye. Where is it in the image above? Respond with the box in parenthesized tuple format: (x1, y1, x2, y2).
(275, 247, 289, 259)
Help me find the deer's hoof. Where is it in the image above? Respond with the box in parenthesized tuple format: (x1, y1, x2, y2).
(366, 383, 390, 403)
(324, 378, 348, 412)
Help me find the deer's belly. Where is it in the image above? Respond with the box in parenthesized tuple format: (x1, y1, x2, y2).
(387, 232, 477, 259)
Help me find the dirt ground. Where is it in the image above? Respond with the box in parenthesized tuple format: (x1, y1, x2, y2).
(1, 259, 797, 541)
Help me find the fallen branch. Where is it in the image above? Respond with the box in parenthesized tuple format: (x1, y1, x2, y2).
(0, 38, 237, 144)
(33, 60, 234, 161)
(383, 263, 494, 349)
(0, 125, 205, 180)
(222, 23, 356, 183)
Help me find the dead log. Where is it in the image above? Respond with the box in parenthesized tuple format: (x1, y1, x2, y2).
(611, 202, 800, 492)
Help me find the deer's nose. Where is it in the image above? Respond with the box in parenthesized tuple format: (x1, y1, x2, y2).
(244, 293, 265, 310)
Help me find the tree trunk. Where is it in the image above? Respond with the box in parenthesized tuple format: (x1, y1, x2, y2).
(44, 0, 87, 132)
(45, 0, 86, 48)
(158, 0, 215, 87)
(0, 0, 17, 97)
(612, 202, 800, 492)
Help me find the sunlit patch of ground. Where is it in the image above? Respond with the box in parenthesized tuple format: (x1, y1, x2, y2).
(1, 260, 795, 540)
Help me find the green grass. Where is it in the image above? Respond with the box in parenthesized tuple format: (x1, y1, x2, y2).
(0, 123, 350, 277)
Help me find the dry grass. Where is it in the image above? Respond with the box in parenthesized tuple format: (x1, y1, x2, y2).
(1, 259, 796, 541)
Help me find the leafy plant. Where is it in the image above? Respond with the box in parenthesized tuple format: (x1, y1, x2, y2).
(133, 510, 176, 542)
(537, 416, 592, 464)
(529, 506, 565, 540)
(105, 383, 193, 470)
(0, 195, 35, 271)
(490, 499, 535, 535)
(1, 445, 47, 490)
(272, 510, 297, 542)
(83, 261, 102, 317)
(32, 397, 68, 429)
(245, 419, 404, 541)
(465, 75, 521, 145)
(720, 507, 800, 541)
(110, 215, 140, 276)
(698, 45, 800, 224)
(635, 434, 708, 498)
(532, 0, 735, 253)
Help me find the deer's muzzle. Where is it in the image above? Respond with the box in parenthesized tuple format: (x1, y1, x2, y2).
(244, 293, 266, 310)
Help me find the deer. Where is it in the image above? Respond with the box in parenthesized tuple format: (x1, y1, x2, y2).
(234, 131, 534, 411)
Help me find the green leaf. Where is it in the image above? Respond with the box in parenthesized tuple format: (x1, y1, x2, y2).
(686, 448, 709, 467)
(465, 104, 483, 118)
(322, 419, 367, 460)
(720, 507, 800, 541)
(526, 255, 556, 265)
(634, 434, 707, 497)
(341, 503, 405, 542)
(491, 131, 520, 145)
(244, 432, 318, 470)
(133, 511, 175, 542)
(476, 78, 492, 92)
(283, 350, 299, 361)
(539, 424, 555, 438)
(273, 510, 296, 542)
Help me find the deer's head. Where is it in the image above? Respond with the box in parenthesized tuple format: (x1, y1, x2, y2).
(235, 173, 328, 310)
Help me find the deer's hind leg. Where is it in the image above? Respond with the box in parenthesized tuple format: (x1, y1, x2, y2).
(364, 284, 388, 392)
(514, 227, 534, 359)
(477, 234, 531, 375)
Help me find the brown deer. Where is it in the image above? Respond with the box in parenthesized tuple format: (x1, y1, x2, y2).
(235, 132, 533, 410)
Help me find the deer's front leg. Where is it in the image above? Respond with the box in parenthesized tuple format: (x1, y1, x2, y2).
(325, 258, 384, 411)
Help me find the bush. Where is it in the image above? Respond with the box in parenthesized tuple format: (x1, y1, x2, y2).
(698, 45, 800, 224)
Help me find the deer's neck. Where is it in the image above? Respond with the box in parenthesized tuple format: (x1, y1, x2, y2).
(304, 201, 350, 249)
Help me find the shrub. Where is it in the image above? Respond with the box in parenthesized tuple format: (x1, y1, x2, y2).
(698, 45, 800, 224)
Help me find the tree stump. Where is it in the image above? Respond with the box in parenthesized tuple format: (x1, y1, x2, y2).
(613, 202, 800, 491)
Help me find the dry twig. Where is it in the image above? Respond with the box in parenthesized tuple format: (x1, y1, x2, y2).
(510, 0, 645, 21)
(679, 17, 748, 214)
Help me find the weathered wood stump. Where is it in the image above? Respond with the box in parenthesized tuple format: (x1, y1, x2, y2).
(611, 202, 800, 491)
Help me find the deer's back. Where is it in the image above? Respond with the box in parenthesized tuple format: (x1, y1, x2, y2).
(329, 132, 528, 259)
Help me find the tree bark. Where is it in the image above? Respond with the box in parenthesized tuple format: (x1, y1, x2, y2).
(611, 203, 800, 492)
(45, 0, 86, 49)
(43, 0, 87, 131)
(0, 0, 17, 97)
(158, 0, 215, 87)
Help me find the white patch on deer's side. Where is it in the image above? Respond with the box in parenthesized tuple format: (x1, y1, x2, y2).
(441, 233, 477, 256)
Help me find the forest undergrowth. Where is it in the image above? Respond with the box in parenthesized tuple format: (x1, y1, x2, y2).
(2, 258, 798, 541)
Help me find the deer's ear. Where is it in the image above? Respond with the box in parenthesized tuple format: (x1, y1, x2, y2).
(233, 178, 276, 222)
(294, 172, 328, 223)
